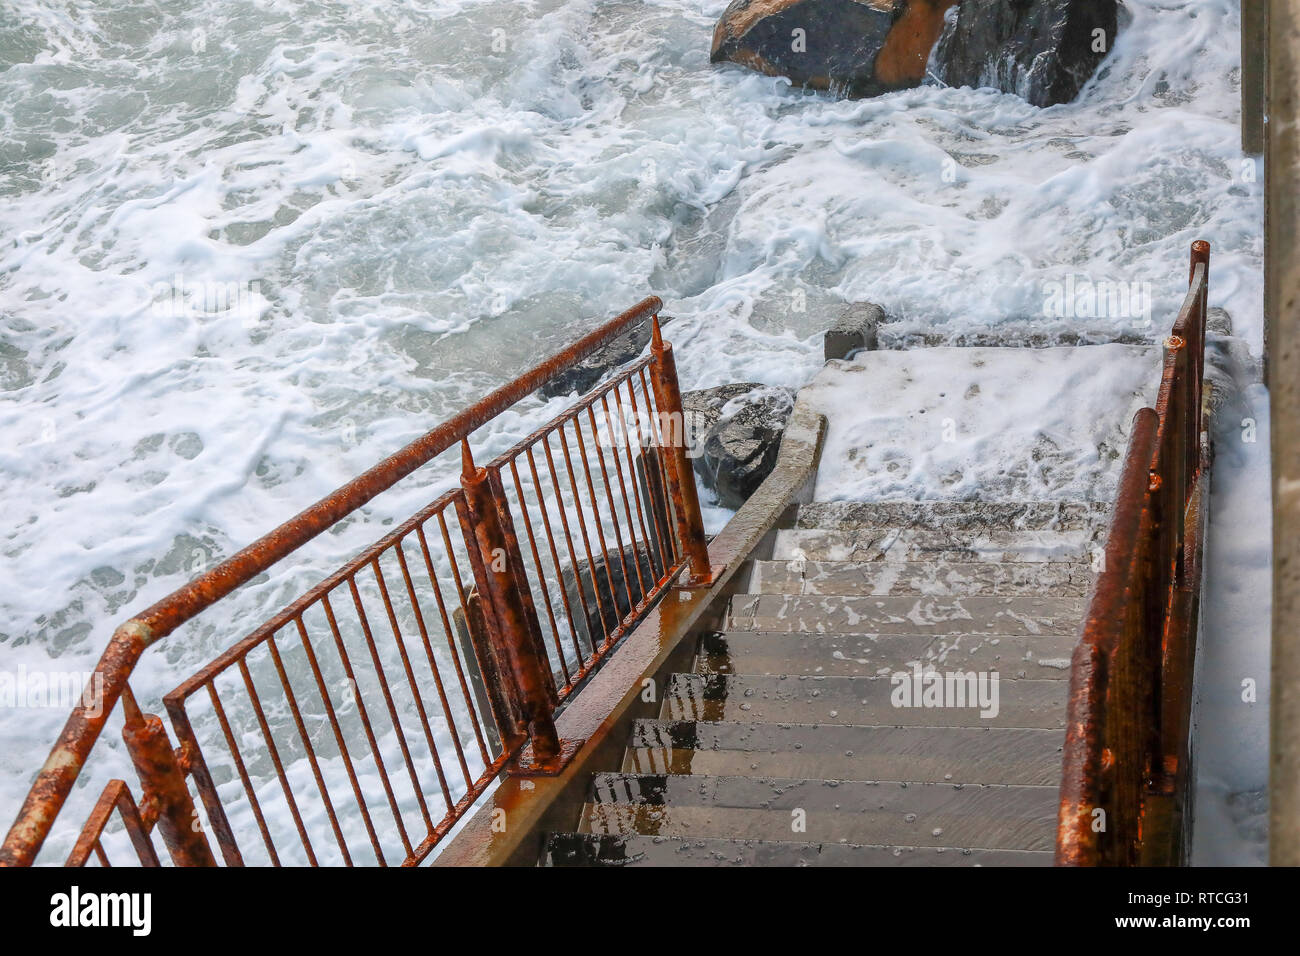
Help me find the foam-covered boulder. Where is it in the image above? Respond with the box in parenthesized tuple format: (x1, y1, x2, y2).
(933, 0, 1118, 107)
(710, 0, 958, 97)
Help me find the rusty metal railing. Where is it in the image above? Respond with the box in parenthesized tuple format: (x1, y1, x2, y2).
(2, 297, 714, 867)
(1057, 240, 1212, 866)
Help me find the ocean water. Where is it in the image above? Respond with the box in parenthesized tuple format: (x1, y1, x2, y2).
(0, 0, 1264, 863)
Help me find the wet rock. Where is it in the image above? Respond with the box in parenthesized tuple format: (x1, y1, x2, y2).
(933, 0, 1118, 107)
(824, 302, 885, 360)
(1207, 307, 1233, 336)
(682, 382, 762, 454)
(540, 315, 673, 400)
(710, 0, 958, 98)
(563, 542, 661, 649)
(1204, 308, 1260, 418)
(684, 383, 796, 508)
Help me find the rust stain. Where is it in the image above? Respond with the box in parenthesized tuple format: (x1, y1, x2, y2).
(875, 0, 957, 87)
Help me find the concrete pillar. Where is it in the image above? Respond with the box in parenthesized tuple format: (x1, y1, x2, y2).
(1268, 0, 1300, 868)
(1244, 1, 1267, 154)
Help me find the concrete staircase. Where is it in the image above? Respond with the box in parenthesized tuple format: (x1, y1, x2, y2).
(542, 499, 1106, 866)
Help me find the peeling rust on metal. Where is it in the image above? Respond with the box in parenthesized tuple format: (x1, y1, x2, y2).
(1056, 241, 1212, 866)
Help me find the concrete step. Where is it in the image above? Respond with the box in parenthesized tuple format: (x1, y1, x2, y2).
(771, 527, 1096, 563)
(724, 594, 1085, 635)
(662, 673, 1068, 729)
(581, 773, 1058, 850)
(542, 832, 1052, 866)
(742, 559, 1093, 597)
(794, 500, 1111, 533)
(695, 630, 1079, 679)
(624, 720, 1064, 785)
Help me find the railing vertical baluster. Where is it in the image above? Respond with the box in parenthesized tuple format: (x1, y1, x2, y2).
(524, 447, 589, 666)
(638, 367, 682, 564)
(555, 423, 615, 647)
(647, 316, 714, 587)
(612, 385, 668, 580)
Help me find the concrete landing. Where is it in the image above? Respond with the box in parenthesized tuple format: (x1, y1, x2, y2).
(800, 345, 1160, 503)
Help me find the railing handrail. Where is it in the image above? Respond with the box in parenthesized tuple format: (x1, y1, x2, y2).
(113, 295, 663, 645)
(1056, 406, 1159, 865)
(1056, 241, 1211, 866)
(1, 295, 665, 868)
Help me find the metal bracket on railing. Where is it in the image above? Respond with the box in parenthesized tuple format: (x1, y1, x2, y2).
(458, 441, 585, 776)
(66, 780, 161, 867)
(119, 686, 217, 866)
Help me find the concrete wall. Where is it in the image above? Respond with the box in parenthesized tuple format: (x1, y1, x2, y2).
(1268, 0, 1300, 868)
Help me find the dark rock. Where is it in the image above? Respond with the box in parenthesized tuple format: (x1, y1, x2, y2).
(1207, 307, 1233, 336)
(683, 383, 795, 509)
(563, 542, 660, 651)
(933, 0, 1118, 107)
(710, 0, 958, 97)
(824, 302, 885, 360)
(682, 382, 762, 457)
(540, 315, 672, 400)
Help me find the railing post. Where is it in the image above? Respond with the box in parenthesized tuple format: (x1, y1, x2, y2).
(1242, 0, 1266, 155)
(458, 441, 582, 775)
(119, 687, 216, 866)
(647, 317, 715, 587)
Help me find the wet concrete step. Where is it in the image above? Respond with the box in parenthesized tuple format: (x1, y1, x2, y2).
(662, 673, 1068, 729)
(724, 594, 1085, 635)
(696, 630, 1078, 679)
(771, 527, 1096, 563)
(624, 720, 1064, 785)
(742, 559, 1093, 597)
(542, 832, 1052, 866)
(793, 500, 1110, 533)
(581, 773, 1058, 850)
